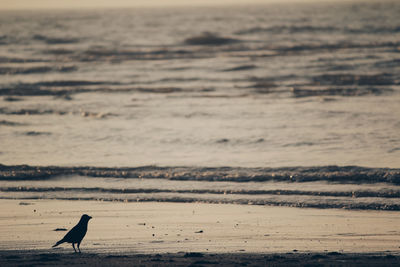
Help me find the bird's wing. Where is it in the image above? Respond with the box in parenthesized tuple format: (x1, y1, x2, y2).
(60, 225, 80, 242)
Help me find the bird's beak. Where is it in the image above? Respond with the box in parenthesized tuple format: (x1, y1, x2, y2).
(89, 216, 92, 220)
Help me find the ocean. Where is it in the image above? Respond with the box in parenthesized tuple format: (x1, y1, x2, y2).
(0, 1, 400, 211)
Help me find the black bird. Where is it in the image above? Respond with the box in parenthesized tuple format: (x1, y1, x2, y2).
(52, 214, 92, 253)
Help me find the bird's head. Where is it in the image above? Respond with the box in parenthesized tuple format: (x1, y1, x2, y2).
(81, 214, 92, 222)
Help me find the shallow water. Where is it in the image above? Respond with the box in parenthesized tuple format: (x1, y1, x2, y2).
(1, 165, 400, 210)
(1, 2, 400, 211)
(0, 2, 399, 168)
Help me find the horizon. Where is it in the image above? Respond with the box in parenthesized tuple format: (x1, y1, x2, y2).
(0, 0, 385, 10)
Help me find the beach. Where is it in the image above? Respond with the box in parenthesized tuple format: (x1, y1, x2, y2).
(1, 199, 400, 265)
(1, 1, 400, 266)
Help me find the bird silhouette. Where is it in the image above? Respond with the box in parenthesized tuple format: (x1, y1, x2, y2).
(52, 214, 92, 253)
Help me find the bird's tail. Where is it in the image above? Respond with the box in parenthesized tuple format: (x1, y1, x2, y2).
(52, 240, 64, 248)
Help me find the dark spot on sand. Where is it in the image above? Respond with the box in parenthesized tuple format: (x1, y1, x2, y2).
(24, 131, 51, 136)
(223, 65, 257, 72)
(138, 87, 182, 94)
(33, 34, 79, 44)
(19, 202, 34, 205)
(53, 228, 67, 231)
(3, 96, 23, 102)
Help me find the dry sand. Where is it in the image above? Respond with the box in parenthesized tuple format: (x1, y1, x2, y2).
(0, 199, 399, 266)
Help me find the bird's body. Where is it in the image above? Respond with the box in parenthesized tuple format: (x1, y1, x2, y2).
(52, 214, 92, 253)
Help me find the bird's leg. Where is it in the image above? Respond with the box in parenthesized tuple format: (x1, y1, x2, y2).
(77, 242, 81, 253)
(72, 243, 77, 253)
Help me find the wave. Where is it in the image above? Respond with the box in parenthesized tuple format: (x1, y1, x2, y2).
(1, 165, 400, 211)
(222, 65, 257, 72)
(60, 42, 380, 63)
(3, 186, 399, 199)
(3, 195, 399, 211)
(0, 80, 115, 96)
(274, 41, 400, 53)
(184, 32, 241, 46)
(344, 26, 400, 34)
(45, 49, 75, 55)
(235, 25, 338, 35)
(1, 188, 400, 211)
(73, 41, 400, 62)
(0, 66, 77, 75)
(1, 164, 399, 184)
(0, 56, 47, 63)
(0, 82, 188, 97)
(80, 47, 201, 62)
(0, 108, 68, 116)
(374, 59, 400, 68)
(291, 86, 392, 98)
(235, 25, 400, 35)
(0, 120, 26, 126)
(0, 107, 115, 119)
(32, 34, 79, 44)
(3, 96, 23, 102)
(240, 72, 395, 97)
(312, 73, 396, 86)
(288, 73, 397, 97)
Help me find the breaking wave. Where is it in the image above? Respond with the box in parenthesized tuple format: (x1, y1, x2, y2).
(1, 165, 400, 211)
(1, 164, 399, 184)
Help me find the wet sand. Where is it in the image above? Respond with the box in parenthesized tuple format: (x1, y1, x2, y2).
(0, 200, 399, 266)
(1, 250, 400, 267)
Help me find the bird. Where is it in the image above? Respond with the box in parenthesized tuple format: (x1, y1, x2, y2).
(52, 214, 92, 253)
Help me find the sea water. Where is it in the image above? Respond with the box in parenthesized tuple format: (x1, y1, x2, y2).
(0, 1, 400, 210)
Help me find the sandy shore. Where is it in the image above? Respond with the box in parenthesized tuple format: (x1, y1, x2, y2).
(0, 199, 400, 265)
(1, 250, 400, 266)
